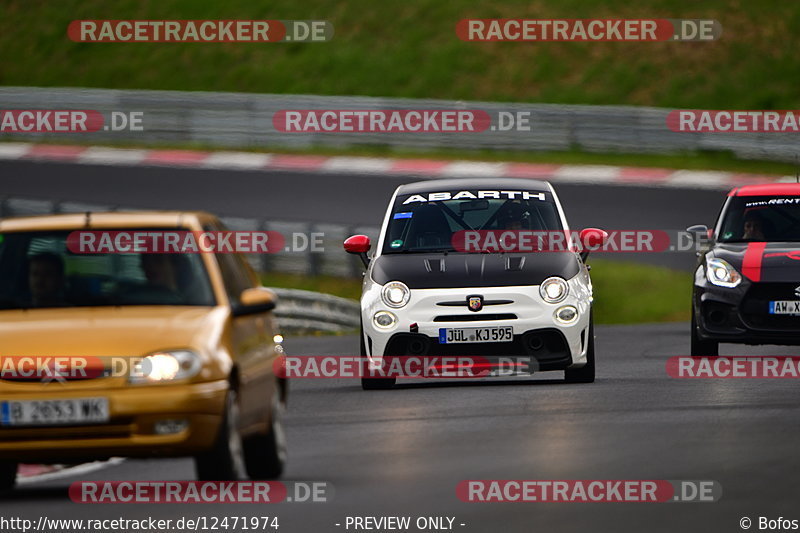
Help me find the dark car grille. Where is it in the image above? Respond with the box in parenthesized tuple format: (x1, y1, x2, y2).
(436, 299, 514, 307)
(382, 329, 572, 370)
(741, 283, 800, 331)
(433, 313, 517, 322)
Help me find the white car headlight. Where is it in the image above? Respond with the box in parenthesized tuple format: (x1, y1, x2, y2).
(555, 305, 578, 324)
(540, 277, 569, 303)
(706, 257, 742, 288)
(373, 311, 398, 329)
(130, 350, 202, 384)
(382, 281, 410, 308)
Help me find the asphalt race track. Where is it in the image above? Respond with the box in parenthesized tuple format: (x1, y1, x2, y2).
(0, 159, 726, 270)
(0, 159, 722, 227)
(4, 325, 800, 533)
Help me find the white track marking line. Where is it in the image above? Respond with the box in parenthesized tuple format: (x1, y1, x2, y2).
(202, 151, 272, 169)
(666, 170, 735, 189)
(321, 157, 395, 173)
(440, 161, 508, 177)
(0, 142, 33, 160)
(78, 147, 149, 165)
(552, 165, 621, 183)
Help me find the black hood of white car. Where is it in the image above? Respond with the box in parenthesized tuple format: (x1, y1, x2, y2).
(370, 252, 581, 289)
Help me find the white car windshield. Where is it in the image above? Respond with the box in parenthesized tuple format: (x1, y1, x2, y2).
(383, 190, 563, 254)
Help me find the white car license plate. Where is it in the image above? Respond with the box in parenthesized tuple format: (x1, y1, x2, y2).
(0, 398, 109, 426)
(439, 326, 514, 344)
(769, 301, 800, 315)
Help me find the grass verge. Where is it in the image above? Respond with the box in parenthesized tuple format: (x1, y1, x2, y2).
(588, 258, 690, 324)
(1, 0, 798, 109)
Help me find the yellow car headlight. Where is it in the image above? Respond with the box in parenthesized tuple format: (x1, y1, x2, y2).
(130, 350, 202, 384)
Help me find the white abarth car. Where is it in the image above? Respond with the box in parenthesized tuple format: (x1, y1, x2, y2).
(344, 178, 606, 389)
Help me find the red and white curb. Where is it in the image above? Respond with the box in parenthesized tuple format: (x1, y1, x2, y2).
(17, 459, 124, 484)
(0, 142, 792, 189)
(17, 464, 62, 479)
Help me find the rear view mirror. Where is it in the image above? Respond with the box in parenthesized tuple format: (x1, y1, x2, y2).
(578, 227, 609, 261)
(344, 235, 371, 268)
(459, 199, 489, 215)
(234, 287, 277, 316)
(344, 234, 371, 254)
(686, 224, 713, 241)
(686, 224, 708, 234)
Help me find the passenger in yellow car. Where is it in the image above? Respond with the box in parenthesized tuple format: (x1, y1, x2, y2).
(27, 253, 67, 308)
(140, 253, 179, 292)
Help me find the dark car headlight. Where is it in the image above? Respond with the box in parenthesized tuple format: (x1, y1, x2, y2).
(706, 257, 742, 288)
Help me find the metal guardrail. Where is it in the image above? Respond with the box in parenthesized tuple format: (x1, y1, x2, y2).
(272, 288, 360, 334)
(1, 87, 799, 162)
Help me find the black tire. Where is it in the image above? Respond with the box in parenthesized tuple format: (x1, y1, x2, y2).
(0, 462, 16, 496)
(361, 376, 396, 390)
(244, 386, 287, 479)
(691, 306, 719, 357)
(194, 390, 247, 481)
(565, 313, 595, 383)
(359, 324, 396, 390)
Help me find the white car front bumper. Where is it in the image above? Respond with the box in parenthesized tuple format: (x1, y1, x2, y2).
(360, 280, 592, 372)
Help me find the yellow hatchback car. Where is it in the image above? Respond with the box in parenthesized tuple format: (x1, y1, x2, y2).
(0, 212, 287, 492)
